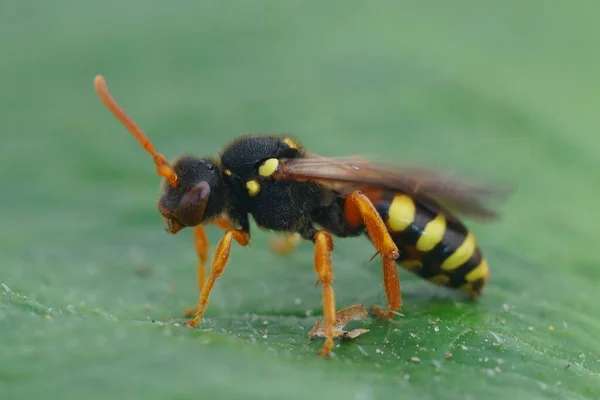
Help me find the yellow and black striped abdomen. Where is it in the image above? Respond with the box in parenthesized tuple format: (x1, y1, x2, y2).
(373, 192, 490, 296)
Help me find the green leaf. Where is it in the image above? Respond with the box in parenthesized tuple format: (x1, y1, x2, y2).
(1, 1, 599, 399)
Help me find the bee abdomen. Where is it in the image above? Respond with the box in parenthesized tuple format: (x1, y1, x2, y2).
(374, 192, 490, 296)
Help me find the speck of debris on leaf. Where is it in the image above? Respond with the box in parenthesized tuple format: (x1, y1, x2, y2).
(445, 352, 453, 359)
(340, 329, 369, 341)
(490, 331, 503, 345)
(410, 356, 421, 363)
(357, 345, 368, 357)
(308, 304, 369, 341)
(502, 303, 511, 312)
(528, 326, 534, 331)
(134, 264, 151, 277)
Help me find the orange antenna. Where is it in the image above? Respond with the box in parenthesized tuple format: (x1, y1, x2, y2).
(94, 75, 178, 187)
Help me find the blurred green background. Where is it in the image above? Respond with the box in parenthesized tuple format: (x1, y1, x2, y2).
(1, 1, 599, 399)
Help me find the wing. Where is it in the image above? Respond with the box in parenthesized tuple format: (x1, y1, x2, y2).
(275, 152, 512, 222)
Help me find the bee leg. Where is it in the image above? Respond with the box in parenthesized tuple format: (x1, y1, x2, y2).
(184, 229, 250, 328)
(183, 215, 236, 317)
(374, 257, 402, 319)
(311, 230, 337, 357)
(212, 215, 235, 230)
(183, 226, 210, 317)
(269, 232, 301, 255)
(344, 191, 401, 319)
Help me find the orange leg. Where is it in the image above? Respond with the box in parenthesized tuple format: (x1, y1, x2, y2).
(344, 191, 402, 319)
(183, 216, 233, 317)
(313, 230, 336, 357)
(183, 226, 210, 317)
(212, 215, 235, 231)
(376, 257, 402, 318)
(184, 229, 250, 327)
(269, 233, 301, 255)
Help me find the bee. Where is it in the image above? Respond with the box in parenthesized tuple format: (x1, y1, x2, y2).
(94, 75, 509, 357)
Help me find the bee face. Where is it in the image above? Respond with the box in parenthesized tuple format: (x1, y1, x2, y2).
(157, 155, 226, 233)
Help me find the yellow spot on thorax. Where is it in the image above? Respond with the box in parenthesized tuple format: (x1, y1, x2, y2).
(465, 259, 489, 282)
(259, 158, 279, 177)
(387, 195, 416, 231)
(246, 180, 261, 196)
(283, 138, 298, 149)
(416, 214, 446, 252)
(224, 169, 232, 176)
(441, 232, 477, 271)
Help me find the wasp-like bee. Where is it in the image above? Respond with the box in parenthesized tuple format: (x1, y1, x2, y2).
(94, 75, 509, 357)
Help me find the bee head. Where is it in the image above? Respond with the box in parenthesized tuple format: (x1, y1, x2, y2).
(93, 75, 226, 234)
(157, 156, 226, 234)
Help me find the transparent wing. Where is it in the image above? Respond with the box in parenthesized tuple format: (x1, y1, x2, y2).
(275, 152, 512, 222)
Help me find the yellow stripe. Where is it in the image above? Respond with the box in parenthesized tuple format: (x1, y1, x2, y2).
(441, 232, 477, 271)
(387, 195, 415, 232)
(429, 274, 449, 285)
(416, 214, 446, 252)
(465, 259, 489, 282)
(401, 260, 423, 271)
(459, 283, 473, 294)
